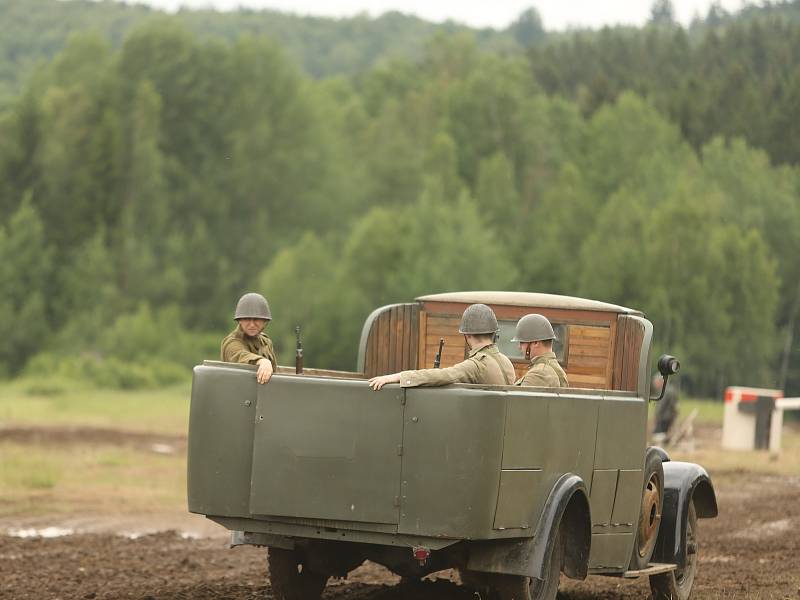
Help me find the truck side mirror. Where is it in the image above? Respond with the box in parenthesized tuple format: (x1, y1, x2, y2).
(651, 354, 680, 401)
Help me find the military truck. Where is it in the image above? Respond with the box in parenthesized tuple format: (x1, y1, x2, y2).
(187, 291, 717, 600)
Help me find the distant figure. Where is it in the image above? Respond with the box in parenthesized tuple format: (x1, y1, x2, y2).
(368, 304, 515, 390)
(652, 374, 679, 442)
(512, 314, 568, 388)
(220, 292, 277, 384)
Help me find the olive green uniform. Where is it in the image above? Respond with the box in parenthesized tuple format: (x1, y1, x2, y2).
(516, 351, 568, 387)
(399, 344, 515, 388)
(220, 326, 277, 369)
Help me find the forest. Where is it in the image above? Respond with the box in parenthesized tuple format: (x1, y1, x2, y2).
(0, 0, 799, 397)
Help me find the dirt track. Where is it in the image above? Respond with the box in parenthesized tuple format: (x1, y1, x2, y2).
(2, 427, 799, 599)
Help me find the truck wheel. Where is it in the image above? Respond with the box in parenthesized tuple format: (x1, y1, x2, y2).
(650, 501, 698, 600)
(493, 529, 563, 600)
(268, 547, 328, 600)
(629, 449, 664, 570)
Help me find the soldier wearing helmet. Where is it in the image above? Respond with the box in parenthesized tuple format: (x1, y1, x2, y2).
(368, 304, 515, 390)
(221, 292, 277, 384)
(512, 313, 568, 388)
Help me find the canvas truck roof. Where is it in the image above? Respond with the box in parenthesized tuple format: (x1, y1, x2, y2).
(415, 291, 642, 316)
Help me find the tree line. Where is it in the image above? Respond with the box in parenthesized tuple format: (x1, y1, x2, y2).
(0, 2, 798, 396)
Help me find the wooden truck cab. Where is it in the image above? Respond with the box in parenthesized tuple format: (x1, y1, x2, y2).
(358, 291, 645, 393)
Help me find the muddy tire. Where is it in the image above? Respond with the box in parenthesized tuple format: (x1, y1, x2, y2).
(268, 547, 328, 600)
(630, 449, 664, 570)
(491, 528, 564, 600)
(650, 501, 698, 600)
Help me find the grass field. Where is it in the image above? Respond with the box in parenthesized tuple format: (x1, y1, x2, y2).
(0, 441, 186, 518)
(0, 378, 191, 435)
(0, 379, 190, 517)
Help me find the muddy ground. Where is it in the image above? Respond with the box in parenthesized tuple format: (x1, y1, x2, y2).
(1, 425, 799, 600)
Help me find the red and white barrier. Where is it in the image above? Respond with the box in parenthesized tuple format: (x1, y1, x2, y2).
(722, 387, 782, 451)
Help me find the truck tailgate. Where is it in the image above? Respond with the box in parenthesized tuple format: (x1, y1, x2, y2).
(249, 376, 404, 525)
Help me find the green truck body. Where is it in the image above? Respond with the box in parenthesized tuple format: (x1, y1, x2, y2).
(187, 292, 717, 599)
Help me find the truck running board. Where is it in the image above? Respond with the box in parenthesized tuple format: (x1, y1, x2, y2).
(621, 563, 677, 578)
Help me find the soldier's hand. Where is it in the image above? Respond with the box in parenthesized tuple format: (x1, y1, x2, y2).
(256, 358, 274, 384)
(368, 374, 400, 390)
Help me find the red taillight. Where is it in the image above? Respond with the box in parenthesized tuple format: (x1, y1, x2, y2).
(412, 546, 430, 562)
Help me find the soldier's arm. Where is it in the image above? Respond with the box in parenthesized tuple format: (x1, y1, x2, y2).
(221, 337, 264, 365)
(398, 357, 483, 388)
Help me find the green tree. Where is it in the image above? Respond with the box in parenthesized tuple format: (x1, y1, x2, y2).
(650, 0, 677, 26)
(258, 232, 342, 367)
(475, 152, 520, 235)
(509, 8, 545, 47)
(0, 197, 53, 374)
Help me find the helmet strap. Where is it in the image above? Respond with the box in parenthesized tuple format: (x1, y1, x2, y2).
(525, 343, 531, 361)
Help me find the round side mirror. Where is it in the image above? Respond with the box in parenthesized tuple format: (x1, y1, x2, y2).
(657, 354, 680, 376)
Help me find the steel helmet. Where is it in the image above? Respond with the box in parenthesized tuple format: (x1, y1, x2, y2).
(511, 313, 556, 342)
(458, 303, 499, 335)
(234, 292, 272, 321)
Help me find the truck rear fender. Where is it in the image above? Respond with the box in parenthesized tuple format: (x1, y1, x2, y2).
(465, 473, 591, 580)
(652, 461, 718, 567)
(560, 480, 592, 580)
(648, 445, 671, 464)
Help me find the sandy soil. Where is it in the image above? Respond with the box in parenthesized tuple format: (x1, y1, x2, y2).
(1, 425, 799, 600)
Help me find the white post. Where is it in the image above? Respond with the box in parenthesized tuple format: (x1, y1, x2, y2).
(769, 398, 800, 454)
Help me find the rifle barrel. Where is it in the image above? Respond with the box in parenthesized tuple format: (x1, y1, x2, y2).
(295, 325, 303, 374)
(434, 338, 445, 368)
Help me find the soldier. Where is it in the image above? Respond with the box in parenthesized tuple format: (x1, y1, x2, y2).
(512, 313, 568, 387)
(368, 304, 515, 390)
(652, 373, 679, 443)
(220, 292, 277, 384)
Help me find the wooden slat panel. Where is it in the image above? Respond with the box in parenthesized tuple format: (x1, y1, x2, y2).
(417, 311, 427, 369)
(423, 344, 466, 358)
(567, 365, 608, 376)
(425, 316, 460, 330)
(372, 312, 380, 375)
(620, 318, 631, 390)
(567, 323, 610, 388)
(568, 356, 607, 369)
(423, 354, 467, 368)
(393, 306, 404, 372)
(362, 304, 420, 377)
(424, 333, 467, 363)
(624, 322, 635, 390)
(628, 322, 643, 391)
(570, 325, 610, 339)
(424, 322, 464, 336)
(379, 312, 390, 375)
(400, 305, 409, 371)
(388, 308, 397, 372)
(606, 319, 617, 387)
(366, 318, 378, 376)
(568, 345, 608, 358)
(612, 317, 626, 389)
(568, 373, 607, 386)
(408, 305, 419, 370)
(614, 316, 643, 393)
(568, 336, 609, 348)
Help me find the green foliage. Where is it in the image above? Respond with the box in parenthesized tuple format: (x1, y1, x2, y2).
(261, 186, 517, 370)
(26, 304, 217, 389)
(0, 197, 53, 375)
(0, 4, 798, 396)
(0, 0, 520, 104)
